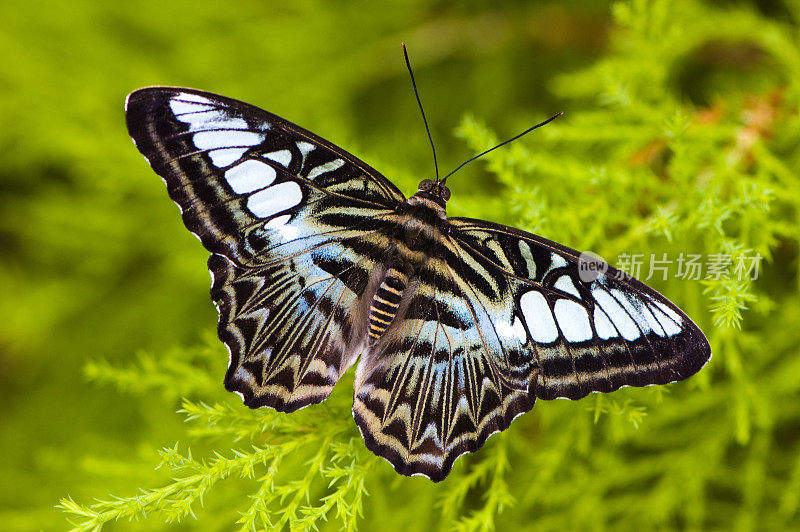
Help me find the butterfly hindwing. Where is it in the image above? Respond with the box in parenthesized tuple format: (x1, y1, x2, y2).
(449, 218, 711, 401)
(210, 250, 359, 411)
(352, 236, 539, 480)
(126, 87, 404, 410)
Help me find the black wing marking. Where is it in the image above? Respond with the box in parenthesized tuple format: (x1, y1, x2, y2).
(449, 217, 711, 401)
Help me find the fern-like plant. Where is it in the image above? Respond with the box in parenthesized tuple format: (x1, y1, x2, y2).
(58, 0, 800, 530)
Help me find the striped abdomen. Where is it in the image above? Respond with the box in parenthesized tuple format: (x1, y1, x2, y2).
(367, 268, 408, 341)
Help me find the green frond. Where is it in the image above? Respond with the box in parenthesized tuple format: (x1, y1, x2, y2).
(3, 0, 799, 530)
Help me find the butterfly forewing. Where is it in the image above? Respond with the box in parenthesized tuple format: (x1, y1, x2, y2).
(449, 218, 711, 401)
(126, 86, 710, 482)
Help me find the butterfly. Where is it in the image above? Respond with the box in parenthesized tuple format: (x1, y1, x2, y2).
(125, 84, 710, 482)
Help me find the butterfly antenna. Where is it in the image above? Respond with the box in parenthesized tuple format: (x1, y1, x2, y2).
(441, 111, 563, 184)
(402, 43, 439, 182)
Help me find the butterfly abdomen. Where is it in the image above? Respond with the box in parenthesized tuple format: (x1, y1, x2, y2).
(367, 268, 408, 341)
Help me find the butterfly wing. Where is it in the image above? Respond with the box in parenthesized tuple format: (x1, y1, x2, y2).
(352, 246, 537, 481)
(352, 216, 710, 481)
(126, 87, 404, 411)
(449, 218, 711, 401)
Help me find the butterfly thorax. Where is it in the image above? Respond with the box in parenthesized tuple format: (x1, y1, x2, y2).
(364, 181, 450, 343)
(397, 179, 450, 248)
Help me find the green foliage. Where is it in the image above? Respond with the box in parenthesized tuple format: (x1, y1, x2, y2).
(2, 0, 800, 530)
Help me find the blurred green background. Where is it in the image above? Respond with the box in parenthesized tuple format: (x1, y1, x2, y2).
(2, 0, 800, 530)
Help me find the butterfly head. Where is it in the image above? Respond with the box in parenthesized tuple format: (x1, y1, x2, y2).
(415, 179, 451, 207)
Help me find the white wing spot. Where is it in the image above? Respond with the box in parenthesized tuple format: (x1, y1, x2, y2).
(224, 160, 276, 194)
(512, 315, 528, 343)
(591, 287, 640, 341)
(264, 214, 291, 228)
(653, 300, 683, 326)
(192, 128, 259, 146)
(176, 108, 249, 133)
(263, 214, 300, 240)
(169, 98, 214, 116)
(554, 299, 593, 342)
(640, 303, 666, 337)
(296, 141, 315, 167)
(307, 158, 345, 180)
(520, 291, 558, 343)
(650, 301, 683, 336)
(247, 181, 303, 218)
(554, 275, 581, 298)
(611, 289, 651, 335)
(496, 315, 529, 344)
(593, 306, 619, 339)
(518, 241, 536, 278)
(275, 221, 299, 240)
(552, 253, 568, 268)
(264, 149, 292, 167)
(172, 93, 212, 105)
(544, 252, 568, 276)
(207, 148, 247, 167)
(192, 130, 264, 167)
(296, 141, 315, 156)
